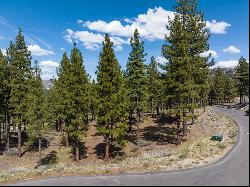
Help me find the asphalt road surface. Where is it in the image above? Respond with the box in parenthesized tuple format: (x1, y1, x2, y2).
(9, 106, 249, 186)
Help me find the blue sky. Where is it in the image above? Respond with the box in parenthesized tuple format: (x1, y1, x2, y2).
(0, 0, 249, 80)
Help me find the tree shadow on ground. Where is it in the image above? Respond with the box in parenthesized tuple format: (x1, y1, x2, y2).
(0, 143, 5, 155)
(141, 115, 179, 145)
(36, 151, 58, 167)
(70, 141, 87, 161)
(94, 143, 124, 159)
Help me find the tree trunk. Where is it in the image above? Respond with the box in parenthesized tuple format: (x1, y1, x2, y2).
(128, 112, 133, 133)
(92, 111, 94, 121)
(18, 124, 22, 158)
(38, 138, 42, 165)
(104, 136, 110, 161)
(65, 132, 69, 147)
(5, 114, 10, 150)
(151, 99, 154, 118)
(176, 115, 181, 145)
(191, 109, 195, 125)
(75, 140, 80, 162)
(136, 112, 141, 147)
(183, 110, 187, 136)
(156, 103, 160, 116)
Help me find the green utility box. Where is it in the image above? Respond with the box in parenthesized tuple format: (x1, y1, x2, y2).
(211, 133, 223, 142)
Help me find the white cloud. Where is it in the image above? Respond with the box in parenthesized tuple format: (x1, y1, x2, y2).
(206, 20, 231, 34)
(199, 50, 218, 58)
(77, 20, 83, 25)
(212, 60, 238, 69)
(156, 56, 168, 64)
(83, 7, 175, 41)
(28, 45, 54, 56)
(64, 29, 127, 51)
(40, 74, 54, 80)
(124, 18, 133, 23)
(60, 48, 66, 52)
(223, 45, 241, 54)
(39, 60, 59, 80)
(39, 60, 59, 68)
(66, 7, 231, 51)
(114, 46, 123, 52)
(66, 7, 175, 51)
(1, 49, 6, 55)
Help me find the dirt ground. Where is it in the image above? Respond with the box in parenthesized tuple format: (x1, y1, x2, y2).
(0, 107, 238, 184)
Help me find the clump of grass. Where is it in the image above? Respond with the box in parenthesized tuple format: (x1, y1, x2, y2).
(217, 143, 226, 149)
(178, 146, 189, 159)
(112, 155, 126, 164)
(142, 162, 150, 168)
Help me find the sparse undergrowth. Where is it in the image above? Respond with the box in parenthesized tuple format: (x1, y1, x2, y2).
(0, 107, 238, 185)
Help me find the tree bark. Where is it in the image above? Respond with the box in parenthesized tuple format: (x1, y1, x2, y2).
(176, 115, 181, 145)
(75, 140, 80, 162)
(151, 99, 154, 118)
(183, 110, 187, 136)
(5, 114, 10, 150)
(136, 111, 141, 147)
(65, 131, 69, 147)
(18, 124, 22, 158)
(38, 138, 42, 165)
(104, 136, 110, 161)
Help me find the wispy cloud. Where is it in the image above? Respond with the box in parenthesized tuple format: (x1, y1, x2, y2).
(28, 45, 55, 56)
(0, 16, 18, 33)
(0, 16, 53, 51)
(29, 34, 53, 50)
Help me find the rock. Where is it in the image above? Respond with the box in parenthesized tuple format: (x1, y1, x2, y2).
(9, 167, 30, 174)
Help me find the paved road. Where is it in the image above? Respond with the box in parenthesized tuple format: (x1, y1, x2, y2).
(10, 107, 249, 186)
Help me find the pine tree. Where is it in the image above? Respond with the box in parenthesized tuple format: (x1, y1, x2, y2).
(125, 29, 147, 146)
(212, 68, 226, 104)
(146, 56, 162, 117)
(0, 49, 11, 150)
(224, 75, 237, 103)
(96, 34, 128, 161)
(67, 43, 89, 162)
(161, 0, 212, 143)
(53, 52, 72, 146)
(9, 29, 32, 157)
(234, 57, 249, 104)
(89, 79, 98, 121)
(26, 61, 47, 164)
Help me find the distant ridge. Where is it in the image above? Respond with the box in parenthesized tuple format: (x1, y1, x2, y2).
(42, 79, 54, 90)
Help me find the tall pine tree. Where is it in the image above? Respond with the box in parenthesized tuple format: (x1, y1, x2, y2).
(125, 29, 147, 146)
(96, 34, 128, 161)
(234, 57, 249, 104)
(26, 61, 47, 164)
(9, 29, 32, 157)
(68, 43, 89, 162)
(162, 0, 212, 143)
(0, 48, 11, 150)
(146, 56, 162, 117)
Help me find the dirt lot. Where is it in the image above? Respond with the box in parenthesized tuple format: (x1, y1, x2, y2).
(0, 107, 238, 184)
